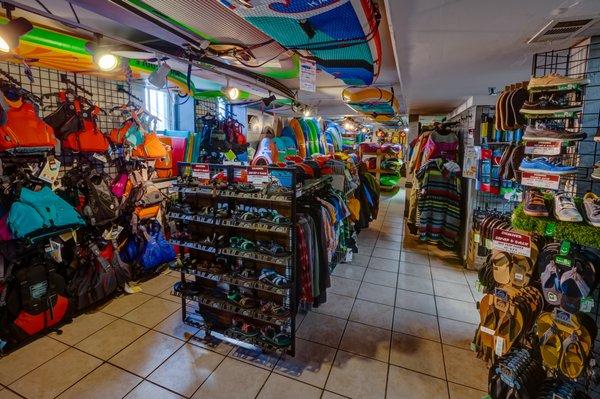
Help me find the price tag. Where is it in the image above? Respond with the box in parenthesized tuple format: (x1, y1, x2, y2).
(495, 336, 505, 356)
(554, 308, 574, 326)
(474, 233, 480, 243)
(494, 287, 509, 302)
(521, 172, 560, 190)
(524, 140, 562, 156)
(485, 238, 493, 250)
(248, 166, 270, 185)
(38, 157, 61, 184)
(580, 297, 594, 313)
(492, 228, 531, 257)
(191, 164, 210, 180)
(480, 325, 495, 335)
(544, 222, 557, 237)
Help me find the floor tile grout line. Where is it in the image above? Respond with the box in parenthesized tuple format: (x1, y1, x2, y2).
(430, 268, 452, 399)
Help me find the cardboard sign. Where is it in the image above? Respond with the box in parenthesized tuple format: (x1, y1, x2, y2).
(521, 172, 560, 190)
(247, 166, 270, 185)
(492, 228, 531, 257)
(524, 140, 561, 156)
(299, 58, 317, 92)
(191, 164, 210, 180)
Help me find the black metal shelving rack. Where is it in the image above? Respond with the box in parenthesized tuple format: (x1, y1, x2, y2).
(167, 162, 331, 357)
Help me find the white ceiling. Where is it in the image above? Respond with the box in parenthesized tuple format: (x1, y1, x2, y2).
(385, 0, 600, 115)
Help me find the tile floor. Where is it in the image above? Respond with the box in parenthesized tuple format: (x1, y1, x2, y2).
(0, 189, 489, 399)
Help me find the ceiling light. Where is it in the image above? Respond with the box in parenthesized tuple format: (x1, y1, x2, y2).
(317, 116, 322, 122)
(303, 108, 311, 117)
(0, 17, 33, 53)
(148, 61, 171, 88)
(96, 53, 120, 71)
(344, 122, 353, 130)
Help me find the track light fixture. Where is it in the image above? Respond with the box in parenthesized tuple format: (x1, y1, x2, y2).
(85, 37, 121, 72)
(0, 17, 33, 53)
(221, 79, 240, 101)
(262, 94, 276, 107)
(148, 60, 171, 88)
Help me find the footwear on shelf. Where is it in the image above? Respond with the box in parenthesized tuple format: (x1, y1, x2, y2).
(528, 73, 590, 91)
(523, 126, 586, 142)
(524, 189, 549, 217)
(519, 157, 577, 175)
(520, 96, 581, 116)
(592, 163, 600, 180)
(583, 192, 600, 227)
(554, 193, 583, 222)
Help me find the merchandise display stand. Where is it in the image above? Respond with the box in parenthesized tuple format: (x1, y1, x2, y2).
(361, 148, 402, 191)
(168, 162, 332, 356)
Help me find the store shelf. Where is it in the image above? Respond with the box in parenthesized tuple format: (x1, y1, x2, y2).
(167, 212, 291, 235)
(168, 239, 219, 254)
(220, 247, 291, 266)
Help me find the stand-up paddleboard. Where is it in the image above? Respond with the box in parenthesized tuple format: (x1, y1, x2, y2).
(272, 137, 288, 161)
(325, 125, 343, 151)
(299, 119, 316, 156)
(219, 0, 381, 85)
(342, 86, 401, 124)
(280, 136, 298, 156)
(290, 119, 307, 158)
(281, 125, 297, 148)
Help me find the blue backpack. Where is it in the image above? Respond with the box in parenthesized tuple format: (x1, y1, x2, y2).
(120, 221, 175, 273)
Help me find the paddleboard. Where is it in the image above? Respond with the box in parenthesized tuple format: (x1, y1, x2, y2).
(219, 0, 382, 85)
(290, 119, 307, 158)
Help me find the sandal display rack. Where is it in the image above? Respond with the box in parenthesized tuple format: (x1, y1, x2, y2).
(168, 162, 331, 356)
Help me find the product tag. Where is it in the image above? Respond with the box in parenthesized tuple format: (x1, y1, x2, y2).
(59, 230, 74, 242)
(495, 336, 505, 356)
(494, 288, 509, 302)
(38, 157, 61, 184)
(544, 222, 557, 237)
(560, 240, 571, 256)
(123, 282, 142, 294)
(492, 228, 531, 257)
(485, 238, 493, 250)
(513, 272, 524, 282)
(480, 325, 495, 336)
(475, 280, 484, 293)
(554, 308, 574, 326)
(580, 296, 594, 313)
(474, 233, 480, 243)
(102, 225, 123, 241)
(555, 255, 572, 267)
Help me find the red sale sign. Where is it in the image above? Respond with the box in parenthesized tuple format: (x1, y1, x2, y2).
(492, 229, 531, 257)
(521, 172, 560, 190)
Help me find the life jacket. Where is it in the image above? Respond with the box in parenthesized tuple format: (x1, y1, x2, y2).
(43, 91, 81, 140)
(0, 95, 55, 152)
(82, 172, 120, 226)
(62, 105, 109, 153)
(5, 261, 70, 340)
(109, 119, 134, 145)
(154, 145, 173, 178)
(8, 186, 86, 238)
(132, 131, 167, 159)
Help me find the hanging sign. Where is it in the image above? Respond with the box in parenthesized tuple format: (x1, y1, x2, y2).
(492, 228, 531, 257)
(524, 140, 562, 156)
(191, 164, 210, 180)
(299, 58, 317, 92)
(248, 166, 270, 185)
(462, 146, 480, 179)
(521, 172, 560, 190)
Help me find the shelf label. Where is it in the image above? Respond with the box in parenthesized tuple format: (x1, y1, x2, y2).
(521, 172, 560, 190)
(492, 228, 531, 257)
(524, 140, 561, 156)
(191, 164, 210, 180)
(248, 166, 270, 185)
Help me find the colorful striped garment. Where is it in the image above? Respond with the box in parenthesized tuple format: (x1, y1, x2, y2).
(416, 159, 462, 248)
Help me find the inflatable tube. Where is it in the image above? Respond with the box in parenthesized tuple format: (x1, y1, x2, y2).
(380, 173, 401, 187)
(289, 119, 306, 158)
(251, 155, 271, 166)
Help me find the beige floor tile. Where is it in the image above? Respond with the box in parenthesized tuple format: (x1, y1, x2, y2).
(122, 297, 180, 328)
(340, 321, 391, 362)
(296, 312, 346, 347)
(321, 391, 347, 399)
(443, 345, 488, 391)
(326, 350, 387, 399)
(392, 308, 440, 342)
(398, 261, 431, 278)
(434, 279, 473, 302)
(257, 373, 322, 399)
(331, 264, 366, 281)
(399, 251, 430, 265)
(358, 230, 379, 240)
(358, 237, 377, 247)
(448, 382, 487, 399)
(190, 329, 235, 355)
(49, 311, 116, 346)
(348, 254, 370, 267)
(57, 363, 141, 399)
(99, 292, 153, 317)
(357, 282, 396, 306)
(76, 319, 149, 360)
(110, 330, 184, 377)
(377, 233, 404, 243)
(439, 317, 477, 350)
(464, 270, 479, 285)
(312, 293, 354, 319)
(139, 273, 179, 295)
(125, 381, 184, 399)
(0, 389, 22, 399)
(375, 239, 401, 250)
(158, 286, 182, 303)
(390, 333, 445, 378)
(363, 268, 398, 288)
(395, 289, 437, 315)
(192, 358, 269, 399)
(386, 365, 448, 399)
(349, 299, 393, 330)
(429, 255, 463, 269)
(436, 297, 479, 324)
(9, 348, 102, 399)
(357, 245, 374, 256)
(371, 248, 400, 261)
(148, 343, 224, 397)
(397, 274, 434, 295)
(367, 257, 399, 273)
(275, 339, 335, 388)
(153, 309, 199, 341)
(431, 267, 468, 284)
(329, 276, 361, 298)
(379, 226, 404, 237)
(228, 346, 281, 370)
(0, 336, 68, 385)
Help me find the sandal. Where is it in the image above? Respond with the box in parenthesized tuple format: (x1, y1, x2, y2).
(259, 210, 291, 225)
(260, 301, 290, 319)
(231, 317, 259, 338)
(491, 251, 511, 285)
(541, 260, 562, 306)
(235, 268, 258, 281)
(236, 183, 259, 193)
(257, 240, 289, 257)
(536, 312, 562, 370)
(173, 281, 201, 297)
(260, 326, 291, 347)
(227, 290, 257, 309)
(238, 211, 260, 222)
(258, 268, 289, 288)
(230, 236, 255, 251)
(559, 333, 588, 379)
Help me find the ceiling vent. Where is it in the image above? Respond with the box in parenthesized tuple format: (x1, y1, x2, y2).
(528, 17, 599, 43)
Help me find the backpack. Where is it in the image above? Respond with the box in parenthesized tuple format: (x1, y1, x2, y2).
(4, 260, 70, 342)
(68, 242, 131, 310)
(82, 172, 120, 226)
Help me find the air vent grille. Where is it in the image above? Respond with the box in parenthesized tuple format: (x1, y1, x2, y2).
(528, 18, 599, 43)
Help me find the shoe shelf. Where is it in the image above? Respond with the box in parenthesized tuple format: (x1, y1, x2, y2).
(167, 211, 291, 235)
(219, 247, 291, 266)
(170, 290, 289, 327)
(167, 239, 219, 254)
(169, 263, 289, 296)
